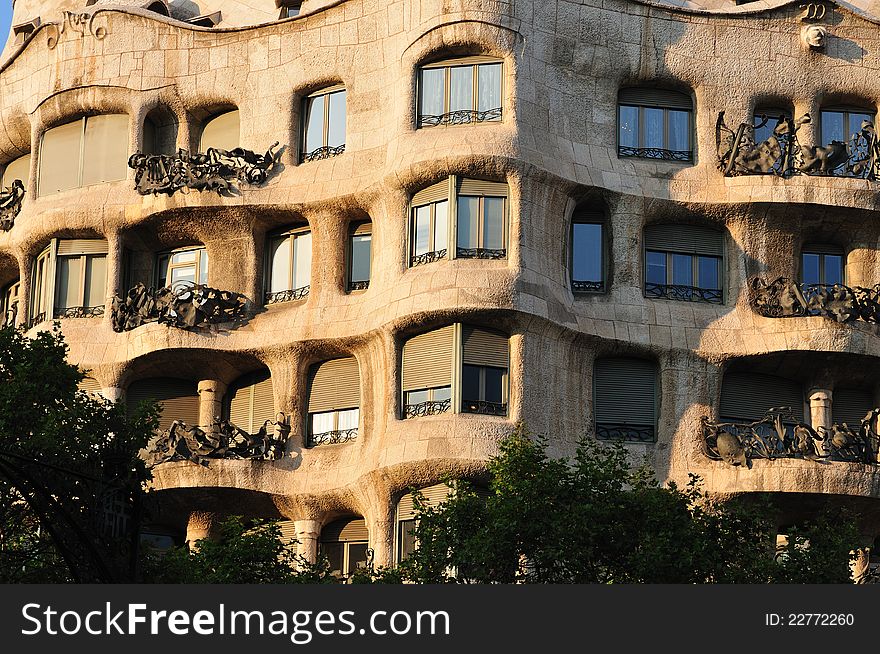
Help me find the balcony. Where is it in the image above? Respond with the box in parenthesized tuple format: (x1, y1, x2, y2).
(645, 282, 722, 304)
(150, 416, 289, 465)
(111, 282, 249, 332)
(750, 277, 879, 324)
(265, 285, 310, 305)
(307, 428, 358, 447)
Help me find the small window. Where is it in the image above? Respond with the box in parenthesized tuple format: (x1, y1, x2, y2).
(199, 110, 240, 152)
(643, 224, 723, 304)
(320, 518, 369, 577)
(265, 227, 311, 304)
(279, 0, 302, 18)
(571, 210, 604, 293)
(618, 88, 693, 162)
(1, 154, 31, 189)
(594, 357, 658, 442)
(38, 115, 129, 196)
(2, 279, 20, 327)
(418, 57, 502, 128)
(820, 106, 875, 145)
(801, 244, 844, 286)
(307, 357, 360, 446)
(301, 87, 346, 163)
(156, 246, 208, 290)
(226, 370, 275, 434)
(348, 222, 372, 291)
(753, 107, 792, 144)
(29, 239, 108, 325)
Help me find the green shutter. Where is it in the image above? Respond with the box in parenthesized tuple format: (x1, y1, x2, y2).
(461, 326, 508, 368)
(594, 358, 657, 426)
(321, 517, 368, 543)
(126, 378, 200, 431)
(396, 483, 452, 521)
(619, 88, 692, 110)
(402, 325, 454, 391)
(832, 388, 873, 428)
(308, 357, 360, 412)
(719, 372, 804, 423)
(412, 179, 450, 206)
(644, 224, 723, 256)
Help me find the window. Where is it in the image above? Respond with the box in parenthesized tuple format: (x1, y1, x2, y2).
(265, 227, 311, 304)
(801, 244, 844, 286)
(279, 0, 302, 18)
(348, 222, 372, 291)
(320, 518, 369, 578)
(226, 370, 275, 434)
(618, 88, 693, 161)
(418, 57, 502, 127)
(199, 110, 240, 152)
(38, 114, 128, 196)
(2, 279, 20, 327)
(409, 176, 507, 267)
(594, 357, 658, 442)
(820, 106, 874, 145)
(395, 483, 452, 563)
(571, 210, 604, 293)
(832, 388, 873, 429)
(753, 107, 792, 145)
(1, 154, 30, 189)
(307, 357, 360, 446)
(643, 224, 723, 303)
(402, 324, 509, 418)
(29, 239, 108, 326)
(126, 378, 200, 432)
(156, 246, 208, 290)
(301, 86, 346, 162)
(720, 372, 804, 424)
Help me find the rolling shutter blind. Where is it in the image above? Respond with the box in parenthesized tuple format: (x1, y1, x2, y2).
(39, 120, 82, 195)
(81, 114, 129, 186)
(321, 518, 368, 542)
(352, 222, 372, 236)
(396, 483, 452, 521)
(412, 179, 449, 206)
(309, 84, 346, 96)
(644, 224, 723, 256)
(227, 371, 275, 433)
(57, 239, 109, 255)
(200, 110, 240, 152)
(832, 388, 873, 427)
(803, 243, 844, 255)
(277, 520, 297, 546)
(594, 358, 657, 426)
(308, 357, 360, 412)
(78, 376, 101, 394)
(126, 378, 200, 431)
(573, 207, 603, 223)
(402, 326, 454, 391)
(619, 88, 692, 110)
(2, 154, 30, 188)
(422, 56, 500, 68)
(457, 178, 508, 197)
(719, 372, 804, 423)
(462, 326, 508, 368)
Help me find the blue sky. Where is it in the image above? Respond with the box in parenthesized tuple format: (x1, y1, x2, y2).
(0, 1, 10, 46)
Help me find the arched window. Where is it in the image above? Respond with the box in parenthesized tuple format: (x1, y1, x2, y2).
(301, 86, 346, 162)
(265, 226, 311, 304)
(29, 238, 108, 326)
(571, 207, 605, 293)
(199, 110, 240, 152)
(156, 246, 208, 290)
(126, 377, 200, 432)
(307, 357, 361, 446)
(226, 370, 275, 434)
(143, 107, 179, 156)
(594, 357, 658, 442)
(418, 56, 502, 127)
(801, 244, 844, 286)
(38, 114, 129, 196)
(1, 153, 30, 189)
(348, 221, 372, 291)
(320, 517, 369, 577)
(643, 224, 723, 304)
(618, 88, 693, 161)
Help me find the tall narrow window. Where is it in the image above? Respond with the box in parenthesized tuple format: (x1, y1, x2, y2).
(571, 210, 604, 293)
(801, 244, 844, 286)
(402, 326, 454, 418)
(29, 245, 52, 326)
(418, 57, 502, 127)
(1, 153, 30, 189)
(29, 239, 108, 326)
(410, 181, 449, 267)
(460, 326, 509, 416)
(618, 88, 693, 162)
(278, 0, 302, 18)
(320, 518, 369, 577)
(156, 246, 208, 290)
(348, 222, 372, 291)
(307, 357, 360, 446)
(126, 378, 200, 432)
(199, 110, 240, 152)
(227, 370, 275, 434)
(644, 224, 723, 304)
(265, 227, 311, 304)
(38, 115, 128, 196)
(594, 357, 658, 442)
(302, 87, 346, 162)
(2, 279, 20, 327)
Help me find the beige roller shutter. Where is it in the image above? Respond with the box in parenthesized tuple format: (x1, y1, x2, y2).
(457, 178, 508, 197)
(719, 372, 804, 423)
(619, 88, 692, 110)
(227, 370, 275, 433)
(402, 325, 454, 391)
(832, 388, 873, 427)
(461, 326, 508, 368)
(396, 483, 452, 521)
(57, 239, 109, 255)
(644, 224, 723, 256)
(200, 110, 240, 152)
(412, 179, 450, 206)
(81, 114, 129, 186)
(308, 357, 360, 412)
(39, 120, 82, 196)
(352, 222, 372, 236)
(422, 55, 500, 68)
(78, 376, 102, 394)
(594, 358, 657, 427)
(277, 520, 297, 547)
(321, 517, 368, 543)
(126, 378, 200, 431)
(2, 153, 30, 188)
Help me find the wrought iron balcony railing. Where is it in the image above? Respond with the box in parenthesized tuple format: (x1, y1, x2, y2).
(702, 408, 880, 467)
(27, 311, 47, 329)
(349, 280, 369, 291)
(750, 277, 880, 324)
(717, 111, 880, 179)
(418, 107, 502, 127)
(2, 305, 17, 328)
(301, 144, 345, 163)
(404, 399, 452, 418)
(645, 282, 723, 304)
(265, 285, 310, 305)
(461, 400, 507, 416)
(456, 247, 506, 260)
(618, 146, 692, 162)
(572, 279, 604, 293)
(54, 305, 105, 319)
(410, 249, 447, 267)
(596, 423, 656, 443)
(150, 415, 290, 465)
(307, 428, 358, 447)
(111, 282, 249, 332)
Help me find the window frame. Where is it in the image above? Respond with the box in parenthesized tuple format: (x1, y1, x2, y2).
(455, 193, 508, 256)
(417, 56, 504, 128)
(347, 221, 372, 292)
(54, 251, 107, 318)
(819, 106, 876, 145)
(155, 245, 208, 291)
(800, 244, 845, 286)
(617, 89, 693, 162)
(593, 357, 659, 443)
(301, 86, 346, 163)
(642, 225, 725, 305)
(264, 226, 312, 305)
(570, 214, 605, 294)
(29, 239, 109, 327)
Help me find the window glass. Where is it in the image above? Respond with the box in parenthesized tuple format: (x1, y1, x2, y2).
(56, 257, 83, 309)
(432, 386, 452, 402)
(802, 253, 821, 285)
(572, 223, 603, 282)
(483, 197, 505, 250)
(200, 111, 240, 151)
(457, 196, 480, 249)
(618, 106, 639, 148)
(405, 389, 429, 405)
(269, 237, 291, 293)
(434, 201, 448, 251)
(172, 250, 197, 264)
(304, 95, 325, 155)
(644, 108, 664, 148)
(312, 411, 335, 434)
(484, 367, 505, 404)
(671, 253, 692, 286)
(477, 63, 502, 114)
(85, 256, 107, 307)
(850, 113, 873, 137)
(293, 232, 312, 289)
(328, 91, 346, 149)
(198, 250, 208, 285)
(170, 265, 195, 288)
(2, 154, 30, 189)
(347, 543, 369, 573)
(351, 233, 371, 284)
(337, 408, 359, 431)
(323, 542, 344, 575)
(825, 254, 843, 285)
(156, 254, 170, 287)
(646, 251, 666, 285)
(398, 520, 416, 561)
(667, 110, 690, 152)
(420, 68, 445, 117)
(449, 66, 473, 114)
(461, 364, 481, 401)
(697, 256, 720, 290)
(821, 111, 845, 143)
(754, 110, 791, 144)
(414, 206, 431, 255)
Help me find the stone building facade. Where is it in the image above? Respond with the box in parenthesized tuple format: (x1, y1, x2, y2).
(3, 0, 880, 570)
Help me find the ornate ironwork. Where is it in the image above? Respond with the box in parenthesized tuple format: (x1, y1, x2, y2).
(54, 305, 105, 319)
(645, 282, 723, 304)
(301, 145, 345, 163)
(129, 143, 282, 196)
(456, 247, 507, 260)
(717, 111, 880, 178)
(404, 399, 452, 418)
(750, 277, 880, 324)
(349, 280, 369, 291)
(618, 146, 692, 162)
(596, 423, 656, 442)
(418, 107, 502, 127)
(702, 408, 880, 467)
(572, 280, 604, 293)
(410, 249, 447, 267)
(0, 179, 24, 231)
(27, 311, 46, 329)
(110, 282, 249, 332)
(46, 11, 107, 49)
(265, 285, 310, 305)
(150, 415, 290, 466)
(461, 400, 507, 416)
(307, 428, 358, 447)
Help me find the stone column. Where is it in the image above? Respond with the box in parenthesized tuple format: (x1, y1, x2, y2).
(808, 388, 833, 433)
(294, 519, 321, 564)
(101, 386, 124, 403)
(198, 379, 227, 430)
(186, 511, 222, 548)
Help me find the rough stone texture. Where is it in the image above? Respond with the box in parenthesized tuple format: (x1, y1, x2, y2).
(4, 0, 880, 554)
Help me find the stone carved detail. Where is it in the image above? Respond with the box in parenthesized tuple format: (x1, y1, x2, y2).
(852, 548, 880, 583)
(0, 179, 24, 231)
(717, 112, 880, 178)
(750, 277, 880, 323)
(149, 415, 290, 466)
(702, 408, 880, 467)
(802, 25, 827, 49)
(128, 143, 281, 196)
(46, 11, 108, 49)
(110, 282, 249, 332)
(800, 2, 827, 20)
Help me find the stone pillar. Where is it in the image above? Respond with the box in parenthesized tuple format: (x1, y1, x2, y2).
(808, 388, 832, 433)
(101, 386, 124, 403)
(186, 511, 222, 548)
(294, 519, 321, 564)
(198, 379, 227, 430)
